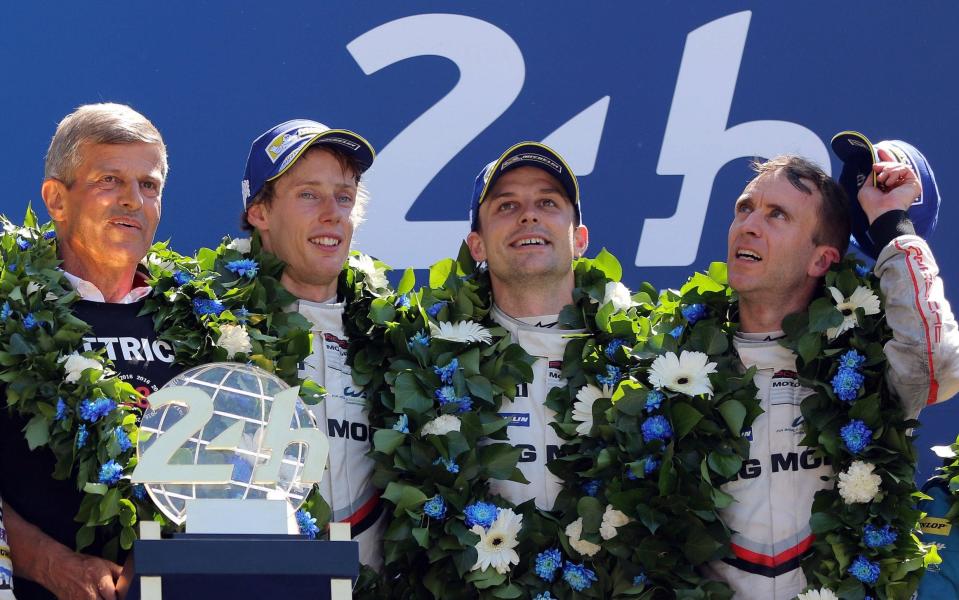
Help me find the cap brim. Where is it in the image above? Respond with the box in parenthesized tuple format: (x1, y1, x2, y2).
(831, 130, 878, 188)
(267, 128, 376, 183)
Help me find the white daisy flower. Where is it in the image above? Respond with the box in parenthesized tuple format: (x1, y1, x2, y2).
(648, 350, 718, 397)
(565, 517, 601, 557)
(429, 321, 493, 345)
(826, 286, 881, 340)
(837, 460, 882, 504)
(471, 508, 522, 574)
(216, 324, 253, 358)
(796, 588, 839, 600)
(60, 352, 106, 384)
(420, 414, 461, 436)
(572, 384, 612, 436)
(348, 253, 389, 289)
(226, 237, 252, 254)
(599, 505, 631, 540)
(602, 281, 633, 312)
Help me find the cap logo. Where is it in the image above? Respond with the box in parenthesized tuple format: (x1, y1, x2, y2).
(501, 153, 562, 175)
(265, 127, 327, 162)
(847, 138, 870, 151)
(241, 179, 251, 204)
(322, 136, 362, 152)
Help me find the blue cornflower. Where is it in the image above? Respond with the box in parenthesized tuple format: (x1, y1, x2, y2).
(232, 307, 250, 324)
(408, 331, 430, 350)
(641, 415, 672, 443)
(644, 457, 661, 475)
(395, 294, 411, 309)
(22, 313, 38, 330)
(669, 325, 684, 339)
(79, 397, 117, 423)
(193, 298, 225, 316)
(296, 509, 320, 539)
(563, 562, 598, 592)
(645, 390, 664, 412)
(605, 338, 625, 359)
(463, 501, 498, 528)
(831, 367, 865, 402)
(0, 302, 10, 321)
(76, 424, 89, 448)
(226, 259, 259, 279)
(848, 555, 881, 584)
(433, 456, 460, 474)
(55, 398, 68, 421)
(423, 495, 447, 519)
(840, 419, 872, 454)
(115, 426, 132, 452)
(434, 358, 459, 384)
(426, 301, 446, 318)
(581, 479, 601, 497)
(856, 264, 872, 278)
(532, 594, 555, 600)
(681, 303, 707, 325)
(863, 523, 898, 548)
(132, 484, 147, 500)
(839, 349, 867, 370)
(435, 386, 472, 413)
(98, 460, 124, 485)
(534, 548, 563, 582)
(16, 237, 30, 250)
(633, 572, 648, 586)
(7, 263, 15, 272)
(392, 414, 409, 433)
(172, 270, 194, 286)
(596, 365, 622, 388)
(42, 230, 56, 240)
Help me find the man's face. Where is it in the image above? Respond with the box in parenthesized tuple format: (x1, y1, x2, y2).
(247, 148, 356, 298)
(727, 169, 831, 298)
(44, 142, 164, 273)
(466, 166, 588, 287)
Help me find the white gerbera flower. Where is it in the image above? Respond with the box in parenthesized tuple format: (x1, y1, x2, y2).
(471, 508, 522, 574)
(565, 517, 601, 557)
(429, 321, 493, 345)
(602, 281, 633, 312)
(60, 352, 106, 384)
(837, 460, 882, 504)
(421, 414, 461, 436)
(826, 286, 881, 340)
(226, 237, 252, 254)
(216, 323, 253, 358)
(348, 253, 389, 289)
(599, 505, 631, 540)
(572, 384, 612, 436)
(648, 350, 718, 397)
(796, 588, 839, 600)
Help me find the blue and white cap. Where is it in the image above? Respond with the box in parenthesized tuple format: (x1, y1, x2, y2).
(831, 130, 940, 258)
(469, 142, 580, 231)
(242, 119, 375, 207)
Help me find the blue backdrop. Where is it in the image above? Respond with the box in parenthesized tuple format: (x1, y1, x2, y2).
(1, 2, 955, 480)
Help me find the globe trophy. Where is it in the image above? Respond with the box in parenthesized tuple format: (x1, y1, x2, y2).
(119, 363, 357, 600)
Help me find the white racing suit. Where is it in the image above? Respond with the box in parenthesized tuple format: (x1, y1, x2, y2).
(0, 497, 14, 599)
(297, 299, 384, 570)
(705, 233, 959, 599)
(487, 305, 585, 509)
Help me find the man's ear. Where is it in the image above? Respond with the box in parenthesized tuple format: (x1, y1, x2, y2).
(466, 231, 487, 263)
(573, 225, 589, 259)
(809, 245, 841, 277)
(41, 179, 67, 221)
(245, 202, 270, 231)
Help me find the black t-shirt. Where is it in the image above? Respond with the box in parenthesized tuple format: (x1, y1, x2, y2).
(0, 299, 181, 600)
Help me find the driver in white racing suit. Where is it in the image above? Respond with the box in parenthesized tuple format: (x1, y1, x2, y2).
(240, 119, 384, 569)
(705, 152, 959, 599)
(464, 142, 589, 510)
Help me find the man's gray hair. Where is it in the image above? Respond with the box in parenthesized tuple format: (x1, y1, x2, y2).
(44, 103, 168, 185)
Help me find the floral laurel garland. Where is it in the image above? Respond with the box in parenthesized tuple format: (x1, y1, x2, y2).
(350, 245, 762, 599)
(0, 212, 385, 561)
(776, 257, 937, 599)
